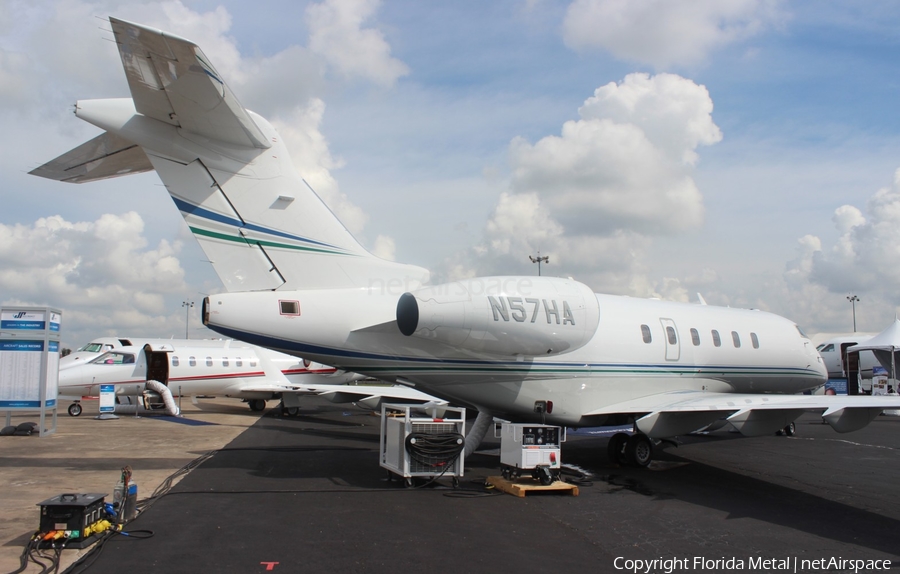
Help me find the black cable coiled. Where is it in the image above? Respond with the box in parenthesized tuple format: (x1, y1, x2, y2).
(404, 432, 465, 468)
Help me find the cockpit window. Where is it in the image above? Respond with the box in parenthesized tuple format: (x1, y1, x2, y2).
(78, 343, 109, 353)
(817, 343, 834, 352)
(795, 325, 809, 339)
(90, 351, 135, 365)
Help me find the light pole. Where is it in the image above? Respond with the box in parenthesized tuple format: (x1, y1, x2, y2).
(529, 251, 549, 276)
(182, 300, 194, 339)
(847, 295, 859, 332)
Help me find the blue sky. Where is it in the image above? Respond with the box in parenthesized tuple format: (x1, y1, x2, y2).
(3, 0, 900, 348)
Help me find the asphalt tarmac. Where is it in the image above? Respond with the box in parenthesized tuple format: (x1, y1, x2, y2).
(42, 402, 899, 574)
(56, 401, 900, 573)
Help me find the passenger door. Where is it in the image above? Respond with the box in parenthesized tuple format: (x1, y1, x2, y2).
(659, 318, 680, 361)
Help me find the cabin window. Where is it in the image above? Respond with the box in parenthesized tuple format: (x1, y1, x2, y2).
(236, 357, 242, 367)
(665, 326, 677, 345)
(222, 357, 229, 367)
(206, 357, 213, 367)
(280, 300, 300, 316)
(640, 324, 652, 344)
(732, 331, 741, 348)
(172, 356, 180, 367)
(250, 359, 257, 367)
(189, 356, 196, 367)
(751, 332, 760, 349)
(690, 328, 700, 346)
(711, 330, 721, 347)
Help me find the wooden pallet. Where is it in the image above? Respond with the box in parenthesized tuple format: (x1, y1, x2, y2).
(486, 476, 579, 497)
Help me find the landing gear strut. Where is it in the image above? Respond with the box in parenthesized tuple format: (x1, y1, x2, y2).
(608, 432, 653, 467)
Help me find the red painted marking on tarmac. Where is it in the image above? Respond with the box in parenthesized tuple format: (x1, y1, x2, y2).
(260, 562, 279, 571)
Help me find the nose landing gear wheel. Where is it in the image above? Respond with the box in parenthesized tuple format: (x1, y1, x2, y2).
(68, 403, 83, 417)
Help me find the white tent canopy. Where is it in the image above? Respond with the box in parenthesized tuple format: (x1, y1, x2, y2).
(847, 318, 900, 379)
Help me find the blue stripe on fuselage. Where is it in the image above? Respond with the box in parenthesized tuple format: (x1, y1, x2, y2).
(172, 196, 340, 250)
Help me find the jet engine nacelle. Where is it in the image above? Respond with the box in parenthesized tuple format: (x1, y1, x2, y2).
(396, 276, 600, 357)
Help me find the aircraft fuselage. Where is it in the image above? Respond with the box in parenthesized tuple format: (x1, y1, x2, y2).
(202, 279, 826, 425)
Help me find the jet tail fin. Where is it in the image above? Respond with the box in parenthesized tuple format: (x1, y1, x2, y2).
(31, 17, 430, 293)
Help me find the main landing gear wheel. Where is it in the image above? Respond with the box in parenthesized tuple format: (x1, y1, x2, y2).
(625, 434, 653, 468)
(68, 403, 83, 417)
(608, 432, 653, 467)
(248, 399, 267, 412)
(776, 422, 796, 436)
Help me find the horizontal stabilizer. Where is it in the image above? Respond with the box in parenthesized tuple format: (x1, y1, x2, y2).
(29, 132, 152, 183)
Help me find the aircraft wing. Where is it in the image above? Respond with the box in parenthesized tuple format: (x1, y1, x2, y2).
(238, 381, 445, 407)
(108, 17, 270, 149)
(584, 389, 900, 438)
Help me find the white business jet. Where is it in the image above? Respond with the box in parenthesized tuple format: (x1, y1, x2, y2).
(815, 334, 879, 392)
(31, 18, 900, 467)
(60, 336, 252, 370)
(58, 339, 440, 417)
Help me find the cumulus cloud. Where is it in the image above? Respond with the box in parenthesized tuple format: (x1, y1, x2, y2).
(782, 168, 900, 331)
(443, 73, 720, 293)
(509, 73, 718, 236)
(562, 0, 785, 68)
(307, 0, 409, 86)
(0, 212, 193, 346)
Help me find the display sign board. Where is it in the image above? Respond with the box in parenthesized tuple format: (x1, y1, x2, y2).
(824, 378, 848, 395)
(99, 384, 116, 413)
(1, 306, 62, 436)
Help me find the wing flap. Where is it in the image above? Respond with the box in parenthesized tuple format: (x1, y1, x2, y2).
(29, 132, 153, 183)
(110, 17, 270, 149)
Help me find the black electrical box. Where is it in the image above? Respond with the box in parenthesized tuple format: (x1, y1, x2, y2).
(37, 493, 107, 547)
